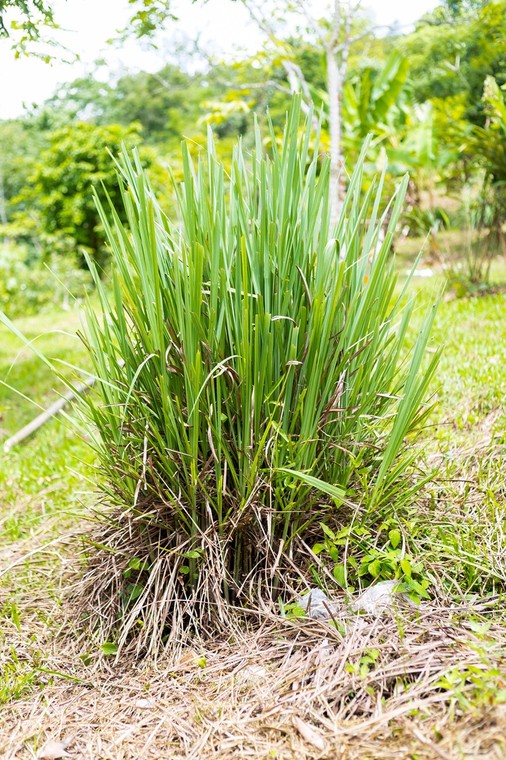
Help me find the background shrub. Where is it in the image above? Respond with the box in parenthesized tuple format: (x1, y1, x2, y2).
(0, 243, 91, 317)
(8, 122, 154, 268)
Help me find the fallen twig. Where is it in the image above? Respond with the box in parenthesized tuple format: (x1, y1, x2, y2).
(3, 376, 95, 453)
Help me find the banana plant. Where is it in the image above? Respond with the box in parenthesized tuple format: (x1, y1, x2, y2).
(342, 52, 411, 151)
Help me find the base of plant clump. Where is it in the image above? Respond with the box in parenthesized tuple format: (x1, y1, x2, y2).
(69, 493, 365, 657)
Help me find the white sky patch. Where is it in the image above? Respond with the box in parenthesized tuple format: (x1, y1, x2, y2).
(0, 0, 438, 120)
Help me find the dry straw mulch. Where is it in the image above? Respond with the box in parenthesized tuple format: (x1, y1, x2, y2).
(2, 584, 506, 760)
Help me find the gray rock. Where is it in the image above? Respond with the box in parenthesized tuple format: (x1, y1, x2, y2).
(351, 579, 400, 615)
(296, 588, 343, 620)
(296, 580, 404, 622)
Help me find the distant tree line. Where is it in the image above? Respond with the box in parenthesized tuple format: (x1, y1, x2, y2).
(0, 0, 504, 270)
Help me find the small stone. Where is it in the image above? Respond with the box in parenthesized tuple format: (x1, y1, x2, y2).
(351, 580, 400, 615)
(297, 588, 342, 619)
(38, 739, 71, 759)
(237, 665, 268, 682)
(134, 698, 155, 709)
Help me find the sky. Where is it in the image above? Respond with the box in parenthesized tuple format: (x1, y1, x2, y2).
(0, 0, 439, 120)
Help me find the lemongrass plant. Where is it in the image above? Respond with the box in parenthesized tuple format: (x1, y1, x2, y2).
(74, 98, 439, 653)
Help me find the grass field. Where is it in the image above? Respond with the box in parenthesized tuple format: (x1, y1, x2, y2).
(1, 257, 505, 758)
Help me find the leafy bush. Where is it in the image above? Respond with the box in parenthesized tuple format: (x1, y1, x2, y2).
(446, 74, 506, 294)
(74, 99, 439, 654)
(11, 122, 153, 267)
(471, 75, 506, 247)
(445, 181, 503, 296)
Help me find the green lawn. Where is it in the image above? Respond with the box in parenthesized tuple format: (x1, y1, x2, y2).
(0, 307, 93, 582)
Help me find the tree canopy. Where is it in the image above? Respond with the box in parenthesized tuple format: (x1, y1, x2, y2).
(1, 0, 505, 270)
(0, 0, 54, 38)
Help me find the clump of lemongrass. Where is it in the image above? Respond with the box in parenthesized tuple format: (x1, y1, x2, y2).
(75, 98, 439, 655)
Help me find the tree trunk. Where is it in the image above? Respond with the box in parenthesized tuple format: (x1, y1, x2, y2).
(326, 46, 344, 227)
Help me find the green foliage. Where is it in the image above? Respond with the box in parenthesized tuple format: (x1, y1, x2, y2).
(0, 243, 92, 317)
(403, 205, 450, 259)
(312, 521, 431, 602)
(0, 652, 39, 704)
(2, 248, 506, 715)
(444, 192, 500, 293)
(471, 77, 506, 243)
(0, 0, 53, 40)
(4, 0, 503, 244)
(345, 647, 381, 679)
(471, 76, 506, 184)
(436, 661, 506, 710)
(13, 122, 151, 266)
(42, 76, 118, 125)
(44, 59, 278, 151)
(443, 76, 506, 292)
(106, 66, 200, 145)
(403, 206, 450, 239)
(121, 0, 177, 39)
(56, 66, 204, 146)
(0, 119, 42, 225)
(0, 308, 93, 536)
(398, 1, 506, 126)
(72, 100, 439, 651)
(0, 0, 178, 51)
(342, 52, 410, 150)
(444, 0, 490, 15)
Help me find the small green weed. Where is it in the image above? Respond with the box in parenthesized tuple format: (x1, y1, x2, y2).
(346, 647, 380, 678)
(312, 520, 431, 602)
(0, 660, 39, 704)
(0, 644, 45, 705)
(436, 663, 506, 712)
(278, 599, 306, 619)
